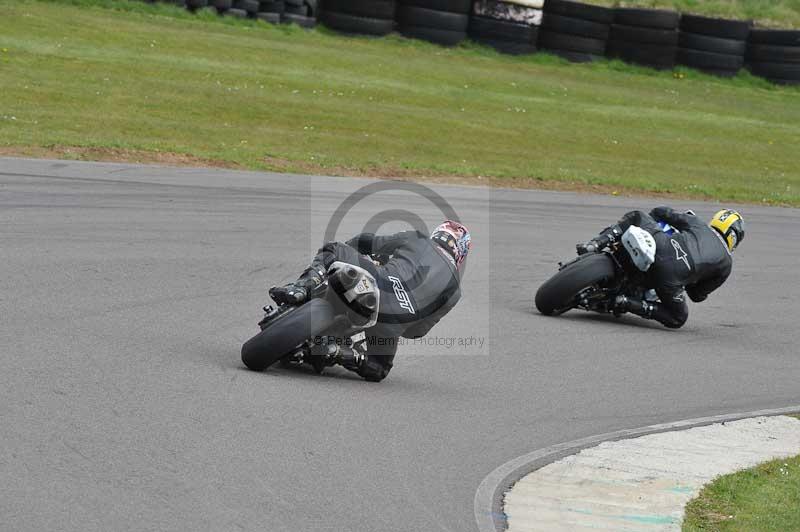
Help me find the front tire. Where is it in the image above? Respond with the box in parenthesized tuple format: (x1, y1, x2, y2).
(241, 298, 338, 371)
(535, 253, 617, 316)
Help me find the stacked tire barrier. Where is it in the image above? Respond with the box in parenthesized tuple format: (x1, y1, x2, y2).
(209, 0, 315, 24)
(397, 0, 472, 46)
(257, 0, 284, 23)
(210, 0, 240, 17)
(468, 0, 543, 55)
(607, 8, 680, 70)
(185, 0, 207, 11)
(677, 15, 750, 77)
(282, 0, 317, 27)
(539, 0, 611, 63)
(747, 30, 800, 85)
(323, 0, 396, 35)
(233, 0, 260, 18)
(147, 0, 800, 87)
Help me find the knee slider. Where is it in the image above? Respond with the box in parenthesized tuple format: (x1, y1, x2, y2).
(668, 306, 688, 328)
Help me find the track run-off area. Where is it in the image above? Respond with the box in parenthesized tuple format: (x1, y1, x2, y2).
(2, 158, 799, 532)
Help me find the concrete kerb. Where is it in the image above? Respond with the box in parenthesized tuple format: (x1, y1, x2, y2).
(473, 404, 800, 532)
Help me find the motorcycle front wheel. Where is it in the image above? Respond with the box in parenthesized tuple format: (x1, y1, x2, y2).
(241, 298, 338, 371)
(535, 253, 617, 316)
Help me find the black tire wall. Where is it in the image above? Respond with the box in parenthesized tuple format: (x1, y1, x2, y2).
(323, 0, 397, 36)
(677, 15, 750, 77)
(398, 0, 470, 45)
(746, 30, 800, 85)
(149, 0, 800, 85)
(540, 0, 611, 62)
(607, 7, 680, 69)
(469, 0, 543, 55)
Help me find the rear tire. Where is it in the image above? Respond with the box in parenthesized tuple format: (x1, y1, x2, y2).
(535, 253, 617, 316)
(241, 299, 338, 371)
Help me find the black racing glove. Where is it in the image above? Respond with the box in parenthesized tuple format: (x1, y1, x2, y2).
(577, 225, 624, 255)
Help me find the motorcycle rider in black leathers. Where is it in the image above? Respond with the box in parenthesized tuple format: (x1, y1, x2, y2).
(269, 221, 471, 381)
(577, 207, 745, 329)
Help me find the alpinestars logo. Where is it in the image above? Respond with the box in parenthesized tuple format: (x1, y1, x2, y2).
(671, 239, 691, 270)
(387, 276, 415, 314)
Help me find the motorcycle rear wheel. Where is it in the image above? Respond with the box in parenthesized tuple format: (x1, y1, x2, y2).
(535, 253, 617, 316)
(241, 298, 338, 371)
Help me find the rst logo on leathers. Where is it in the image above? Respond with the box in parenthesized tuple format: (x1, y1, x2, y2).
(387, 276, 415, 314)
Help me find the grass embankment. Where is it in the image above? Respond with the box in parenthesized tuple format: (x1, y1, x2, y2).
(590, 0, 800, 29)
(1, 0, 799, 205)
(683, 453, 800, 531)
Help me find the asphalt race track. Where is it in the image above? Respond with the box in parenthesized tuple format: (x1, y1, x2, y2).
(2, 158, 799, 532)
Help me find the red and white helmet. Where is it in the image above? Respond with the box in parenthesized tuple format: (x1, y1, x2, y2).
(431, 220, 472, 270)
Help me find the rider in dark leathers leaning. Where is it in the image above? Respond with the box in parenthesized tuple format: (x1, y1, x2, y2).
(577, 207, 745, 329)
(269, 221, 471, 381)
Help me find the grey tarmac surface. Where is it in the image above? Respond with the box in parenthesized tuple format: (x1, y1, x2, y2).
(1, 157, 799, 532)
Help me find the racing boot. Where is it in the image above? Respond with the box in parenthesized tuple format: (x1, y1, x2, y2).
(337, 348, 388, 383)
(613, 295, 654, 318)
(336, 345, 366, 372)
(269, 267, 326, 306)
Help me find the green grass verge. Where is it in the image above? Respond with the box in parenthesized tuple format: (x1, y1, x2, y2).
(1, 0, 800, 205)
(683, 453, 800, 531)
(589, 0, 800, 29)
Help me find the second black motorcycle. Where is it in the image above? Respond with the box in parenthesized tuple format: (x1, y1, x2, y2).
(535, 222, 676, 317)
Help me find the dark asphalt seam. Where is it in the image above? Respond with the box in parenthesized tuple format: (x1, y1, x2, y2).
(0, 171, 309, 200)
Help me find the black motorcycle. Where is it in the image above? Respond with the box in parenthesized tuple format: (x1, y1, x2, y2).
(535, 222, 676, 317)
(241, 262, 381, 374)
